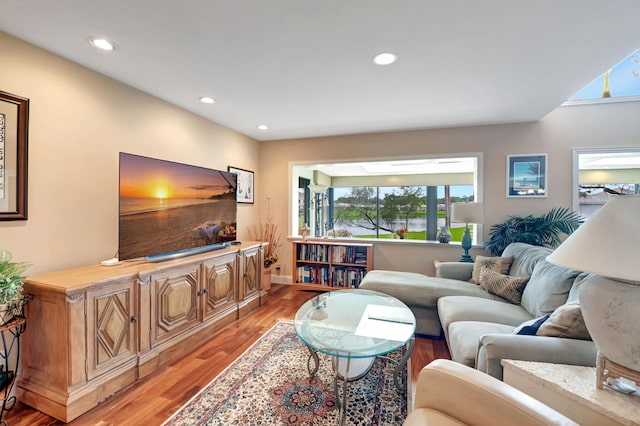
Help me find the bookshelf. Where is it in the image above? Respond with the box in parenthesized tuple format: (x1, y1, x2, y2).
(292, 240, 373, 291)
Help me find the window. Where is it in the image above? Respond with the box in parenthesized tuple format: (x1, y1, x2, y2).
(291, 155, 482, 243)
(332, 185, 474, 241)
(573, 148, 640, 218)
(565, 48, 640, 105)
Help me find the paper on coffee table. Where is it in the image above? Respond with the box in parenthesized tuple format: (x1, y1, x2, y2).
(355, 304, 414, 342)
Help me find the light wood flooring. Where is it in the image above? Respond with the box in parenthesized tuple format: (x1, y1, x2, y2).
(6, 285, 450, 426)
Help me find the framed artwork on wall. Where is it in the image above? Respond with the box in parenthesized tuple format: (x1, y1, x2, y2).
(228, 166, 254, 204)
(506, 154, 548, 198)
(0, 91, 29, 220)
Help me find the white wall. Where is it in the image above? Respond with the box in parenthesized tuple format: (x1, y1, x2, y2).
(261, 103, 640, 277)
(0, 32, 261, 274)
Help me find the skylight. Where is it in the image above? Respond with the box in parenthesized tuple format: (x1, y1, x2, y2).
(565, 49, 640, 104)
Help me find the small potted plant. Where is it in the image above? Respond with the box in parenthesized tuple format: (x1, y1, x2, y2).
(396, 227, 408, 239)
(0, 250, 31, 325)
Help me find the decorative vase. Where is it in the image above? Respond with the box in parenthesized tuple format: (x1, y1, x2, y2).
(262, 266, 272, 292)
(437, 226, 452, 243)
(579, 275, 640, 376)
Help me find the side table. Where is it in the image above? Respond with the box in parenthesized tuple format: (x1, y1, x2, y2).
(0, 296, 31, 423)
(502, 359, 640, 426)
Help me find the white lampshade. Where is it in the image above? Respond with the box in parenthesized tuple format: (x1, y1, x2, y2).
(451, 202, 483, 224)
(308, 184, 327, 195)
(547, 195, 640, 283)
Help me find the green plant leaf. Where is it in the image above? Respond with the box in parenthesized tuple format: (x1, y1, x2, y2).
(483, 208, 584, 256)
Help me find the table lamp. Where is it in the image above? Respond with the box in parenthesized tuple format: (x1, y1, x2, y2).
(450, 202, 483, 262)
(546, 195, 640, 389)
(308, 184, 328, 236)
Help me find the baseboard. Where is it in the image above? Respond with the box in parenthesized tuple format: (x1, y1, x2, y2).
(270, 274, 292, 284)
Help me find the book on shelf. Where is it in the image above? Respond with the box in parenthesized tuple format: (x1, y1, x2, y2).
(296, 265, 329, 284)
(298, 244, 330, 262)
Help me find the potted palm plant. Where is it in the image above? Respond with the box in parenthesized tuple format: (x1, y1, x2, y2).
(0, 249, 31, 325)
(483, 207, 583, 256)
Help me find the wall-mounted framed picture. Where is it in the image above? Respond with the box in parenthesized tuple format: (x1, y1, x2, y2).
(506, 154, 548, 198)
(0, 91, 29, 220)
(228, 166, 254, 204)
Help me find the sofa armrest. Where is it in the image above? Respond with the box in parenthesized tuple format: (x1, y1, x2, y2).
(405, 359, 577, 426)
(476, 334, 597, 380)
(435, 261, 474, 281)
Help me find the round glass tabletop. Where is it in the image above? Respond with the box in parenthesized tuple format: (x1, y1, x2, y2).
(294, 289, 416, 358)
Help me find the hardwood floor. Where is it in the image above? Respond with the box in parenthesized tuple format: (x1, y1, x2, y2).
(6, 285, 450, 426)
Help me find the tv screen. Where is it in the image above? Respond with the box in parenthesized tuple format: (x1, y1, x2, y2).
(118, 153, 237, 261)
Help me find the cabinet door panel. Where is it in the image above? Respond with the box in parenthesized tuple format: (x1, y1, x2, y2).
(87, 279, 137, 380)
(242, 247, 260, 299)
(151, 264, 199, 346)
(203, 253, 237, 320)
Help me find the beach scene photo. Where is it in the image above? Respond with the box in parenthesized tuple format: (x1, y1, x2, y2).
(118, 153, 237, 260)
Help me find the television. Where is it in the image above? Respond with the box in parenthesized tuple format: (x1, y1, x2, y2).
(118, 153, 237, 261)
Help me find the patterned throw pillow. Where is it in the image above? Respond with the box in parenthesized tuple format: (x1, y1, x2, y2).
(470, 255, 514, 284)
(537, 302, 591, 340)
(479, 268, 529, 304)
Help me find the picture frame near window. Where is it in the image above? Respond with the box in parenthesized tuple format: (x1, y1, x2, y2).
(506, 154, 548, 198)
(0, 91, 29, 220)
(228, 166, 254, 204)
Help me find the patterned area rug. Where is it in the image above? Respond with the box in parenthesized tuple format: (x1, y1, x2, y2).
(164, 320, 410, 425)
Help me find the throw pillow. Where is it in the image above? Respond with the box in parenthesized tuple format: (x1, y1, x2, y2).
(537, 301, 591, 340)
(470, 255, 514, 284)
(478, 268, 529, 304)
(520, 260, 581, 317)
(512, 315, 550, 335)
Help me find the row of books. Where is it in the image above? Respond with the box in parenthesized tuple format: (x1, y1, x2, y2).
(331, 246, 368, 264)
(297, 244, 369, 265)
(296, 265, 330, 285)
(297, 244, 331, 262)
(295, 266, 365, 288)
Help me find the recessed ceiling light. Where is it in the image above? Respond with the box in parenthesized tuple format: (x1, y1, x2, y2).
(257, 124, 269, 130)
(199, 96, 216, 104)
(88, 37, 117, 51)
(373, 52, 397, 65)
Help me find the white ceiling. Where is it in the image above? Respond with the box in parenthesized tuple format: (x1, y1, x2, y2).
(1, 1, 639, 141)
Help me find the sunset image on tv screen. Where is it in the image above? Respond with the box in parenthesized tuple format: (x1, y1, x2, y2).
(118, 153, 237, 260)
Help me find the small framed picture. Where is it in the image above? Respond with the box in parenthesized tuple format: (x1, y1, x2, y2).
(228, 166, 254, 204)
(506, 154, 548, 198)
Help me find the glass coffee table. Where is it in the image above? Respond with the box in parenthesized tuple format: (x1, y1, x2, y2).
(294, 289, 416, 425)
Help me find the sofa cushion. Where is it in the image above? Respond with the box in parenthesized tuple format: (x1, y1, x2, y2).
(359, 270, 495, 309)
(520, 260, 581, 317)
(478, 269, 529, 304)
(470, 255, 513, 284)
(537, 302, 591, 340)
(566, 272, 592, 303)
(502, 243, 553, 278)
(448, 321, 515, 367)
(512, 315, 550, 335)
(438, 296, 533, 343)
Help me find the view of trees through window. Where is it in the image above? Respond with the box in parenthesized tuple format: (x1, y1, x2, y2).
(331, 185, 474, 241)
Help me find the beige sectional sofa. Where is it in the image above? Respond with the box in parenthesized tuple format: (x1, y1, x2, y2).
(359, 242, 599, 379)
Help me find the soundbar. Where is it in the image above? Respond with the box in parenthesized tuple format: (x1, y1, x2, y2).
(144, 241, 231, 263)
